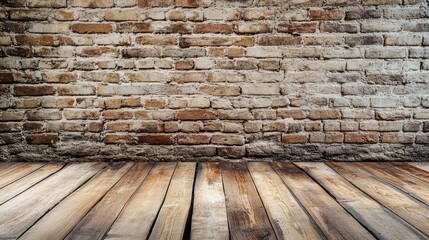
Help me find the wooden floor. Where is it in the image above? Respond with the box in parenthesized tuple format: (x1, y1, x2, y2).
(0, 162, 428, 240)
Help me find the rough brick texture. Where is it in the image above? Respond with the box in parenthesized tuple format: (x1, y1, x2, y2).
(0, 0, 428, 161)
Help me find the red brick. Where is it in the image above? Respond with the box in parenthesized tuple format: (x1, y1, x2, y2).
(345, 133, 379, 144)
(104, 134, 135, 144)
(137, 134, 172, 144)
(176, 0, 199, 7)
(14, 85, 55, 96)
(139, 0, 173, 7)
(15, 35, 56, 46)
(71, 24, 112, 34)
(177, 134, 211, 144)
(277, 22, 317, 33)
(309, 10, 344, 20)
(177, 110, 217, 120)
(194, 24, 233, 34)
(26, 134, 58, 145)
(282, 134, 308, 144)
(0, 72, 13, 83)
(211, 134, 245, 145)
(116, 23, 152, 33)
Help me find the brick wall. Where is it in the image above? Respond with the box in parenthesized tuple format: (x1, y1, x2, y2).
(0, 0, 428, 161)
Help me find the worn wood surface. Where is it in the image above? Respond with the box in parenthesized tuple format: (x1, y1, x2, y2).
(297, 162, 427, 240)
(273, 162, 375, 240)
(65, 163, 153, 240)
(248, 162, 324, 240)
(106, 163, 177, 240)
(191, 163, 229, 240)
(328, 162, 429, 236)
(0, 162, 427, 240)
(222, 162, 276, 240)
(0, 163, 102, 239)
(148, 162, 196, 240)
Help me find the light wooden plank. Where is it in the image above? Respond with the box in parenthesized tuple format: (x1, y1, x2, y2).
(0, 163, 64, 205)
(65, 162, 153, 240)
(248, 162, 324, 240)
(409, 163, 429, 173)
(0, 163, 103, 239)
(328, 162, 429, 236)
(148, 162, 196, 240)
(297, 162, 427, 240)
(272, 162, 375, 240)
(222, 162, 276, 240)
(355, 162, 429, 205)
(105, 162, 177, 240)
(191, 163, 229, 240)
(392, 163, 429, 184)
(0, 163, 27, 177)
(0, 163, 44, 188)
(20, 162, 133, 240)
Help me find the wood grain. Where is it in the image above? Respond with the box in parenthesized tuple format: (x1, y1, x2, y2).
(248, 162, 324, 240)
(105, 163, 177, 240)
(0, 163, 64, 205)
(0, 163, 103, 239)
(0, 163, 27, 177)
(222, 162, 276, 240)
(65, 163, 153, 240)
(149, 162, 196, 240)
(191, 163, 229, 240)
(392, 163, 429, 184)
(20, 162, 133, 240)
(328, 162, 429, 236)
(0, 163, 44, 188)
(272, 162, 375, 240)
(355, 162, 429, 205)
(409, 162, 429, 173)
(297, 162, 427, 240)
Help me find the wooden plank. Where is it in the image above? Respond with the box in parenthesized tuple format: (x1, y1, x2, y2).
(409, 162, 429, 173)
(191, 163, 229, 240)
(0, 163, 103, 239)
(297, 162, 427, 240)
(148, 162, 196, 240)
(272, 162, 375, 240)
(248, 162, 324, 240)
(20, 162, 134, 240)
(0, 163, 27, 177)
(0, 163, 64, 205)
(105, 163, 177, 240)
(355, 162, 429, 205)
(222, 162, 276, 240)
(0, 163, 44, 188)
(392, 163, 429, 184)
(328, 162, 429, 236)
(64, 162, 153, 240)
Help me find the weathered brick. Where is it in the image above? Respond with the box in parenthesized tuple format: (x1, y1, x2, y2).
(137, 134, 172, 144)
(282, 134, 308, 144)
(345, 133, 378, 143)
(212, 134, 245, 145)
(14, 85, 55, 96)
(70, 0, 114, 7)
(177, 134, 210, 144)
(177, 110, 216, 120)
(179, 36, 254, 48)
(26, 134, 59, 145)
(277, 22, 317, 33)
(72, 24, 112, 34)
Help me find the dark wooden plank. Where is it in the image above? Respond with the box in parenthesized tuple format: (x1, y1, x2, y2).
(19, 162, 133, 240)
(65, 162, 153, 240)
(0, 163, 44, 188)
(392, 163, 429, 184)
(248, 162, 324, 240)
(355, 162, 429, 205)
(409, 163, 429, 173)
(0, 163, 64, 205)
(272, 162, 375, 240)
(105, 163, 177, 240)
(297, 162, 427, 240)
(0, 163, 103, 239)
(222, 162, 276, 240)
(328, 162, 429, 236)
(191, 163, 229, 240)
(148, 162, 196, 240)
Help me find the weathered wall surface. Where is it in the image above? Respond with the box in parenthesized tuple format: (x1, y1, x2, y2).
(0, 0, 428, 161)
